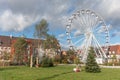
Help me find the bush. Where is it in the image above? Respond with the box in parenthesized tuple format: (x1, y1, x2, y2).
(41, 56, 54, 67)
(53, 55, 61, 63)
(105, 61, 120, 66)
(53, 55, 61, 65)
(74, 57, 80, 65)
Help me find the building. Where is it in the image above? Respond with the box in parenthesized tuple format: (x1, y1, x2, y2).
(107, 45, 120, 63)
(109, 45, 120, 55)
(0, 35, 12, 60)
(0, 35, 120, 65)
(0, 35, 42, 66)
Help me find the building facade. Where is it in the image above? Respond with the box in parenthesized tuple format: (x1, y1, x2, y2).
(107, 45, 120, 63)
(0, 35, 42, 66)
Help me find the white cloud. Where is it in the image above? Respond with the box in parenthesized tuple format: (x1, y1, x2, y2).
(0, 10, 38, 31)
(101, 0, 120, 14)
(74, 30, 82, 37)
(0, 0, 120, 35)
(58, 33, 65, 38)
(7, 0, 70, 31)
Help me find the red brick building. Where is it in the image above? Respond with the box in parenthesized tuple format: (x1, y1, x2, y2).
(0, 35, 41, 61)
(109, 45, 120, 55)
(107, 45, 120, 63)
(0, 35, 120, 64)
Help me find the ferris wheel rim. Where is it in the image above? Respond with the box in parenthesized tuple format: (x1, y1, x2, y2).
(66, 9, 110, 62)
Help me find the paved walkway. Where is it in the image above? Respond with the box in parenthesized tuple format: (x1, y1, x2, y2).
(58, 64, 120, 68)
(100, 65, 120, 68)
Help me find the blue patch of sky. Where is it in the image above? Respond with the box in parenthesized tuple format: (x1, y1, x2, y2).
(110, 36, 120, 44)
(0, 24, 35, 39)
(67, 6, 75, 14)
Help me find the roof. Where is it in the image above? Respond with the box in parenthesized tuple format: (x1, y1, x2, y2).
(109, 45, 120, 55)
(0, 35, 11, 47)
(0, 35, 42, 48)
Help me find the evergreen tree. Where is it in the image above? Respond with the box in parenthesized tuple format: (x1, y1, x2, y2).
(85, 47, 101, 73)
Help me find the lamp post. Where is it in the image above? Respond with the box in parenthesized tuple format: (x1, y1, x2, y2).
(10, 35, 13, 46)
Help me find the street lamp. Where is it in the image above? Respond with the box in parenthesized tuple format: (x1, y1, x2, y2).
(10, 35, 13, 46)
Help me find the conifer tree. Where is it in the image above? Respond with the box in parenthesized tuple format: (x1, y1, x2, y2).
(85, 47, 101, 73)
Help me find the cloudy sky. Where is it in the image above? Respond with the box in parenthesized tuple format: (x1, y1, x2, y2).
(0, 0, 120, 48)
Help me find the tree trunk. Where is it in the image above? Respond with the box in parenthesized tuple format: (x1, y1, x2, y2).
(30, 54, 33, 68)
(36, 57, 39, 68)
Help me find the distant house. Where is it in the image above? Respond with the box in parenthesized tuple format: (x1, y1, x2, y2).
(107, 45, 120, 63)
(109, 45, 120, 55)
(0, 35, 42, 61)
(0, 35, 12, 60)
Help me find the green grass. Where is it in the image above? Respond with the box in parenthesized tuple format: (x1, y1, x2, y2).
(0, 65, 120, 80)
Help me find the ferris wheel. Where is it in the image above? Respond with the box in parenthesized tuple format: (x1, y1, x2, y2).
(66, 9, 109, 62)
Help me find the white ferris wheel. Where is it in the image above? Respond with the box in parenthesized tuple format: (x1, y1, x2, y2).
(66, 9, 110, 62)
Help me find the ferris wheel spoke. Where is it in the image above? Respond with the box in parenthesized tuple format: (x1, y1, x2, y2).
(94, 34, 106, 45)
(93, 22, 102, 32)
(77, 16, 85, 28)
(88, 12, 97, 30)
(89, 13, 93, 27)
(80, 12, 88, 27)
(94, 26, 107, 33)
(73, 37, 85, 46)
(71, 34, 84, 39)
(92, 34, 107, 58)
(94, 31, 109, 44)
(58, 38, 67, 43)
(92, 39, 103, 57)
(77, 16, 86, 29)
(92, 41, 101, 57)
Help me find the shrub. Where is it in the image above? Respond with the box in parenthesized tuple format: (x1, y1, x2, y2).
(53, 55, 61, 65)
(41, 56, 54, 67)
(74, 57, 80, 65)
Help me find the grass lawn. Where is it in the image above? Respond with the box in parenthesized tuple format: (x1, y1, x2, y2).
(0, 65, 120, 80)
